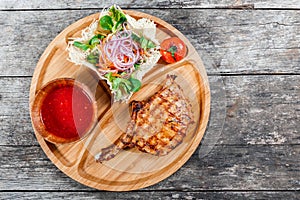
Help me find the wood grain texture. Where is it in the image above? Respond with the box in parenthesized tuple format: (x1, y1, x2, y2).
(1, 0, 300, 9)
(1, 191, 300, 200)
(0, 0, 299, 197)
(1, 75, 299, 191)
(0, 75, 298, 191)
(0, 75, 298, 146)
(2, 9, 300, 76)
(1, 144, 300, 191)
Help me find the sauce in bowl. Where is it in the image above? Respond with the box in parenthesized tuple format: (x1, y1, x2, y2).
(31, 78, 97, 143)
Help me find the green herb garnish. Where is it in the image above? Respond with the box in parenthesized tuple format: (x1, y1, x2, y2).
(168, 46, 177, 57)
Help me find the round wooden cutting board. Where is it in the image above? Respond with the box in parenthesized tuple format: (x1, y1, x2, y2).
(29, 10, 210, 191)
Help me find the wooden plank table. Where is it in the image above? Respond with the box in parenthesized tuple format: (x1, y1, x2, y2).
(0, 0, 299, 199)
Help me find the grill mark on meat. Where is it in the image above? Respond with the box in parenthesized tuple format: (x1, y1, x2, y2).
(96, 75, 194, 162)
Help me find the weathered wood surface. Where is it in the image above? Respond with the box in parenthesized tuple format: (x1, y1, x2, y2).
(0, 75, 299, 192)
(0, 76, 299, 146)
(1, 0, 300, 9)
(0, 0, 300, 198)
(2, 9, 300, 76)
(1, 192, 300, 200)
(1, 145, 300, 191)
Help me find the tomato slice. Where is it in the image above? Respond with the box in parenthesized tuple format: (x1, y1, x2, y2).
(160, 50, 176, 63)
(160, 37, 187, 63)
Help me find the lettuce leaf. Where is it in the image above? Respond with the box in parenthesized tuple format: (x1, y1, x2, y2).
(105, 72, 142, 100)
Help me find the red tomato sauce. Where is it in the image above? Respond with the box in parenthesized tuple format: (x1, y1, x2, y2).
(40, 84, 94, 139)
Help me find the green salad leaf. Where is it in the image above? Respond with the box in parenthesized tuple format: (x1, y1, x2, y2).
(109, 5, 126, 22)
(105, 72, 114, 82)
(105, 72, 142, 100)
(129, 77, 141, 92)
(89, 34, 105, 47)
(99, 5, 127, 33)
(73, 41, 90, 51)
(134, 63, 141, 70)
(131, 33, 156, 50)
(87, 51, 99, 64)
(109, 6, 127, 32)
(120, 79, 133, 93)
(112, 77, 122, 90)
(73, 34, 105, 52)
(100, 15, 114, 31)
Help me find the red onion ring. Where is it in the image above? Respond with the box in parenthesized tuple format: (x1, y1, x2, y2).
(103, 30, 140, 72)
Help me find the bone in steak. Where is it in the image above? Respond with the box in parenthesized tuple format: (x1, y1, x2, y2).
(95, 75, 194, 162)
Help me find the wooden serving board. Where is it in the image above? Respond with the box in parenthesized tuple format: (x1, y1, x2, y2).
(29, 10, 210, 191)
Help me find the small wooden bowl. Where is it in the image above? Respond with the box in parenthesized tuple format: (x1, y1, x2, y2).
(31, 78, 97, 144)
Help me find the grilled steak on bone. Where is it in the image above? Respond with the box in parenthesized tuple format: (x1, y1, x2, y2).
(95, 75, 194, 162)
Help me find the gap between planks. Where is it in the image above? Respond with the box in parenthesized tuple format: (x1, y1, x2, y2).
(1, 189, 300, 192)
(0, 73, 300, 78)
(1, 144, 300, 148)
(3, 7, 300, 12)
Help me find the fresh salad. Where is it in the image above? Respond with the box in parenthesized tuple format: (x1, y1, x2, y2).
(67, 5, 161, 101)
